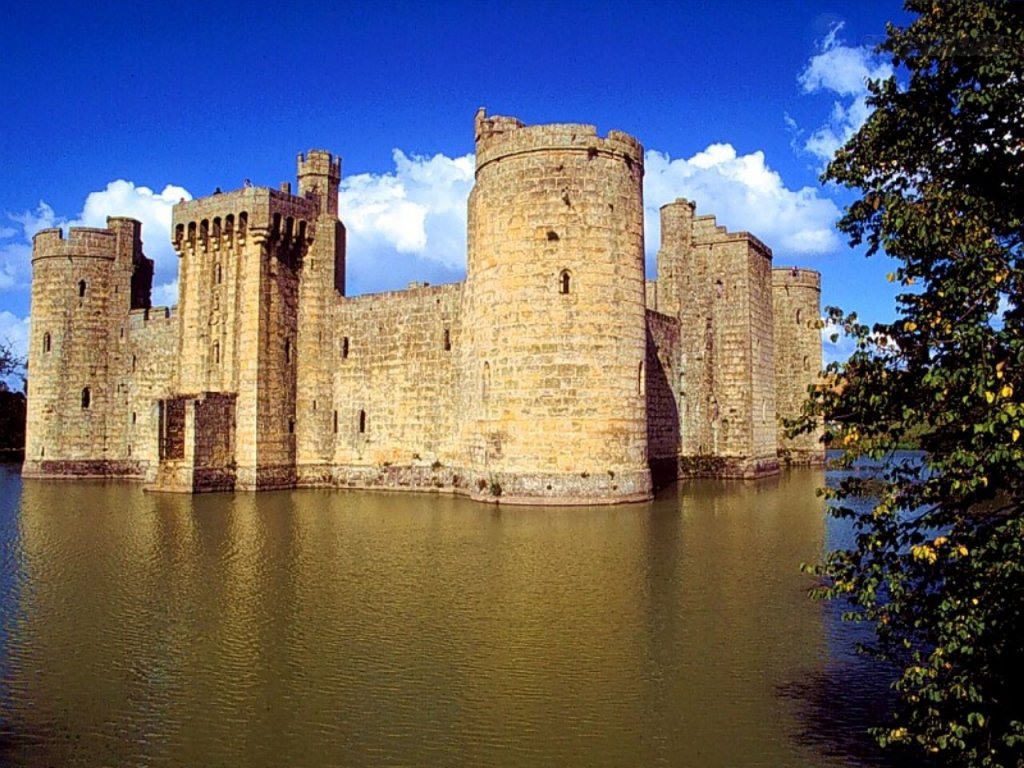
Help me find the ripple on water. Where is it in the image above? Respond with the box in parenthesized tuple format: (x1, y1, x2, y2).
(0, 468, 899, 768)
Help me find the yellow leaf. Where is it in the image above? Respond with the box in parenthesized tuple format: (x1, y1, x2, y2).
(1013, 428, 1020, 443)
(904, 321, 918, 332)
(886, 272, 896, 283)
(986, 391, 996, 404)
(1001, 384, 1014, 398)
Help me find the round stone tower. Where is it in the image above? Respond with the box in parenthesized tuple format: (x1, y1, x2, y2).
(24, 226, 124, 473)
(457, 109, 651, 504)
(771, 267, 825, 465)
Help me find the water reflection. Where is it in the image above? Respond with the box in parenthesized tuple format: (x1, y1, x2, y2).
(0, 465, 894, 767)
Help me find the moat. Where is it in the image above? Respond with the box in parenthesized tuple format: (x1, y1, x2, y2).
(0, 463, 898, 767)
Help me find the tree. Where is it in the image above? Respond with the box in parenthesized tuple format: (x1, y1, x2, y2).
(0, 337, 21, 392)
(804, 2, 1024, 766)
(0, 338, 25, 455)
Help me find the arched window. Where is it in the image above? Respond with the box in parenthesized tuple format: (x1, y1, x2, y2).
(341, 336, 349, 359)
(358, 410, 366, 434)
(213, 342, 220, 365)
(482, 361, 491, 400)
(78, 280, 87, 298)
(443, 328, 451, 351)
(132, 354, 137, 372)
(42, 332, 51, 353)
(796, 308, 803, 325)
(559, 270, 571, 295)
(81, 387, 91, 409)
(803, 354, 810, 371)
(333, 410, 338, 434)
(285, 338, 292, 364)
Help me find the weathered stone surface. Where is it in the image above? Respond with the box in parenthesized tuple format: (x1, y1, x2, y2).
(24, 110, 823, 504)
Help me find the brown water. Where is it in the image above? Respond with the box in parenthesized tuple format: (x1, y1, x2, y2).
(0, 464, 895, 767)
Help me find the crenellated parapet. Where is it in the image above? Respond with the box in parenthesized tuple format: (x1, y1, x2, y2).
(473, 108, 643, 175)
(772, 266, 821, 291)
(172, 187, 318, 256)
(32, 227, 118, 261)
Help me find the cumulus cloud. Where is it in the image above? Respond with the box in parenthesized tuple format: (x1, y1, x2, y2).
(339, 149, 474, 293)
(643, 143, 842, 267)
(72, 180, 191, 301)
(1, 202, 62, 294)
(1, 183, 190, 308)
(796, 22, 893, 164)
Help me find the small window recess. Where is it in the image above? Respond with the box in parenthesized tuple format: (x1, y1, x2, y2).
(42, 332, 51, 354)
(341, 337, 350, 359)
(333, 410, 338, 434)
(559, 270, 571, 295)
(78, 280, 87, 298)
(443, 328, 451, 351)
(285, 338, 292, 364)
(358, 410, 366, 434)
(81, 387, 91, 409)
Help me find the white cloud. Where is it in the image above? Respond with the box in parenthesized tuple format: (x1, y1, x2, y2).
(643, 144, 842, 266)
(1, 182, 190, 308)
(153, 279, 179, 308)
(339, 150, 475, 292)
(1, 202, 60, 293)
(796, 22, 893, 164)
(72, 180, 191, 301)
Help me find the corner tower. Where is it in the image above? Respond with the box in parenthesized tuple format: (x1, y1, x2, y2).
(772, 267, 824, 464)
(457, 109, 651, 503)
(24, 218, 152, 476)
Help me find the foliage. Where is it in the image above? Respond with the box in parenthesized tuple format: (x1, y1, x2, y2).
(0, 338, 25, 454)
(801, 2, 1024, 766)
(0, 338, 21, 393)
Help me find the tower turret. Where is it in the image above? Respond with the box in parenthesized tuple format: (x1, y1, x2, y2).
(772, 267, 824, 464)
(297, 150, 341, 217)
(457, 110, 651, 503)
(24, 221, 144, 474)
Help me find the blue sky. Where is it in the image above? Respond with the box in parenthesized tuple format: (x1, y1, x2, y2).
(0, 0, 913, 373)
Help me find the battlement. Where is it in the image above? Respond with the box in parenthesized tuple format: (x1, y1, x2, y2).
(474, 108, 643, 172)
(172, 186, 318, 252)
(32, 226, 118, 261)
(297, 150, 341, 180)
(691, 213, 772, 258)
(128, 306, 177, 329)
(772, 267, 821, 291)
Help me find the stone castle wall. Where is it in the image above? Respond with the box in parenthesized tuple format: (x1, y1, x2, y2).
(24, 110, 824, 503)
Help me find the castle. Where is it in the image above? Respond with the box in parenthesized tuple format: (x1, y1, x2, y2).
(23, 110, 823, 504)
